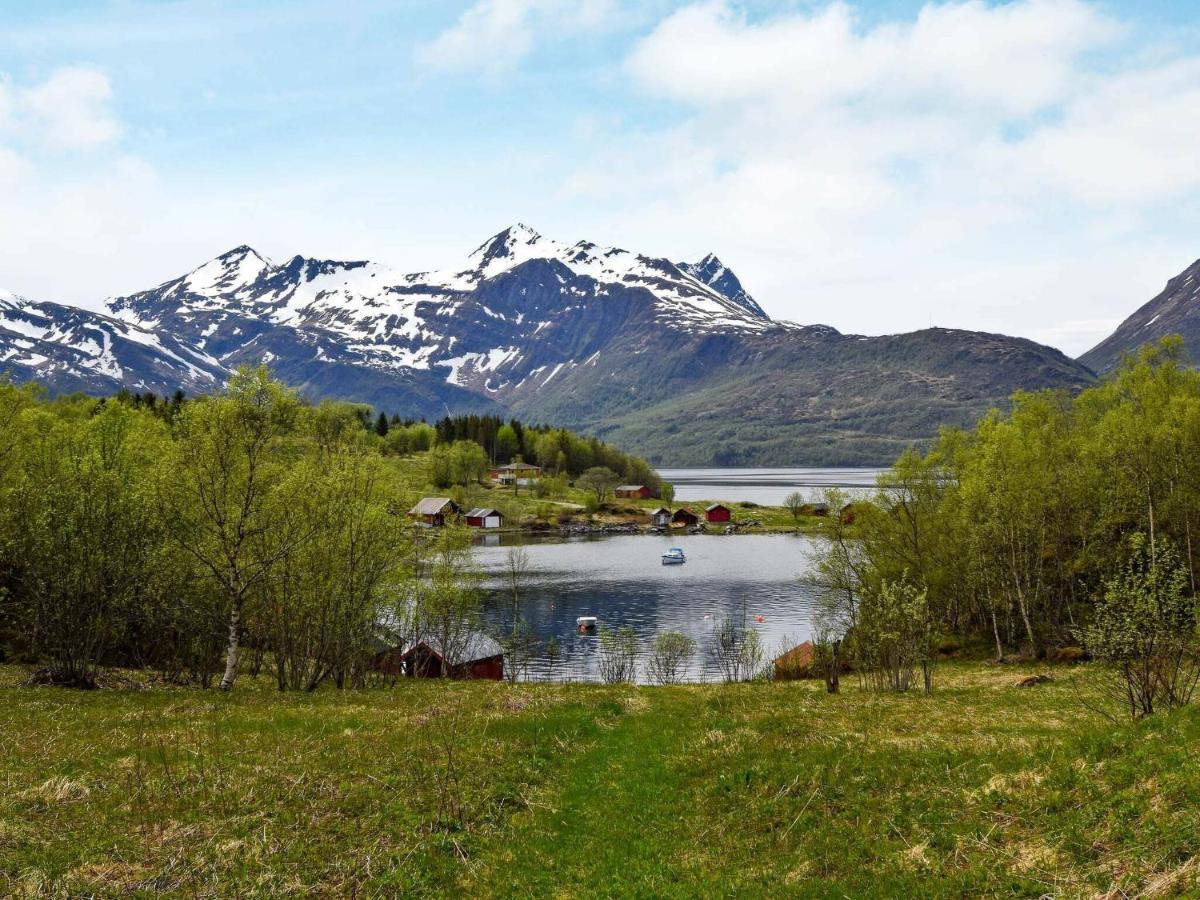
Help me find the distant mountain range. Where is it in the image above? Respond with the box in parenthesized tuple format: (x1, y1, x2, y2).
(1, 225, 1098, 465)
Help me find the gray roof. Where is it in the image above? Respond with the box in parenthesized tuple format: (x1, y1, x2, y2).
(410, 497, 456, 516)
(465, 507, 502, 518)
(616, 484, 646, 491)
(650, 507, 671, 515)
(705, 503, 731, 511)
(495, 463, 540, 471)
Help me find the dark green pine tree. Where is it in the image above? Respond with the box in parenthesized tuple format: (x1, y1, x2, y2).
(375, 412, 389, 437)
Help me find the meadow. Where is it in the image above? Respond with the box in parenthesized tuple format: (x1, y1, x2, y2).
(2, 662, 1198, 897)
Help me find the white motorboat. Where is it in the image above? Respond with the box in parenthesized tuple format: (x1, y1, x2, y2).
(576, 615, 598, 632)
(661, 547, 687, 565)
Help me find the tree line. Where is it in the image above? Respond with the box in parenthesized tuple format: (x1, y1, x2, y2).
(813, 339, 1200, 715)
(0, 369, 520, 690)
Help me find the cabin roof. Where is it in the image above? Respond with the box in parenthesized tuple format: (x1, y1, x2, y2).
(495, 462, 541, 471)
(616, 484, 646, 491)
(410, 497, 456, 516)
(650, 507, 671, 515)
(465, 507, 501, 519)
(402, 632, 504, 665)
(705, 503, 731, 512)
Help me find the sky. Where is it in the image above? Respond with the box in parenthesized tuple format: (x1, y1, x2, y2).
(3, 0, 1200, 355)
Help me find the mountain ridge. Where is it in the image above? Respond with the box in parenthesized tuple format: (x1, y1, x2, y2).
(1, 226, 1096, 465)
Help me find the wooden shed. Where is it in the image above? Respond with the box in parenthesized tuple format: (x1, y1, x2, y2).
(705, 503, 732, 523)
(615, 484, 652, 500)
(408, 497, 461, 527)
(465, 507, 504, 529)
(649, 507, 672, 527)
(372, 633, 504, 681)
(671, 508, 699, 527)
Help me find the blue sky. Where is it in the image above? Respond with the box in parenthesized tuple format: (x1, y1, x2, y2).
(3, 0, 1200, 354)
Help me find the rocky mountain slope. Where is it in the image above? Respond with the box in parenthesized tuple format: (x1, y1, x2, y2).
(1079, 258, 1200, 375)
(1, 226, 1096, 464)
(0, 289, 226, 396)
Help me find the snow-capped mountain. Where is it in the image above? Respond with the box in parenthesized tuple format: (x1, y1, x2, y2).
(2, 226, 1098, 464)
(0, 289, 225, 395)
(106, 224, 781, 390)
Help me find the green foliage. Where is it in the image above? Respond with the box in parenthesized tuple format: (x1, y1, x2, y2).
(1083, 534, 1200, 718)
(647, 630, 696, 685)
(813, 339, 1200, 680)
(851, 576, 935, 692)
(577, 466, 620, 504)
(783, 490, 805, 521)
(597, 626, 638, 684)
(427, 440, 490, 488)
(494, 423, 519, 464)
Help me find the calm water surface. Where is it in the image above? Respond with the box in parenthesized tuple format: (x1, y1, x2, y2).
(658, 467, 884, 505)
(476, 533, 820, 683)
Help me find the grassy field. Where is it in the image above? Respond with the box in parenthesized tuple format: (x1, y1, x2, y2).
(3, 663, 1199, 897)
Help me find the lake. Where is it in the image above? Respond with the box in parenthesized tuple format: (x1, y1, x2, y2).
(657, 466, 884, 505)
(476, 533, 822, 683)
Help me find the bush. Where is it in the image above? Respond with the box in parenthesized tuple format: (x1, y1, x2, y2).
(597, 626, 638, 684)
(1082, 534, 1200, 718)
(647, 631, 696, 684)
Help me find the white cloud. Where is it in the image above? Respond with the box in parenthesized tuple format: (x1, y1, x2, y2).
(415, 0, 620, 75)
(0, 66, 121, 150)
(549, 0, 1200, 354)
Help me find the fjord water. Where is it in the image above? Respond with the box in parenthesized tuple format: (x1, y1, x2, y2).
(476, 533, 822, 683)
(658, 467, 883, 505)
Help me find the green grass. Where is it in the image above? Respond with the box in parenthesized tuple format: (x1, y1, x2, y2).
(3, 663, 1198, 897)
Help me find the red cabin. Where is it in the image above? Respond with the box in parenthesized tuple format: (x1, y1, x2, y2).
(705, 503, 732, 523)
(408, 497, 460, 527)
(465, 507, 504, 529)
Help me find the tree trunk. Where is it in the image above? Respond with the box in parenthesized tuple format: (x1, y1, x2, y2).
(219, 601, 242, 691)
(826, 640, 841, 694)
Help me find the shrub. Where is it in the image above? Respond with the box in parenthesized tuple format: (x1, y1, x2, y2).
(647, 631, 696, 685)
(1082, 534, 1200, 718)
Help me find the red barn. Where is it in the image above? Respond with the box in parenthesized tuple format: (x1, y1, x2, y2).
(615, 484, 652, 500)
(705, 503, 732, 523)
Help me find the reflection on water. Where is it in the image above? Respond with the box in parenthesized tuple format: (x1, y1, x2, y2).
(475, 533, 820, 683)
(658, 467, 883, 506)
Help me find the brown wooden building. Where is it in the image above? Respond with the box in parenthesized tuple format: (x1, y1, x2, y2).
(672, 508, 699, 527)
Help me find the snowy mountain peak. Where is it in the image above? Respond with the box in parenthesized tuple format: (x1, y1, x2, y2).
(469, 224, 545, 271)
(678, 253, 767, 319)
(181, 245, 273, 298)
